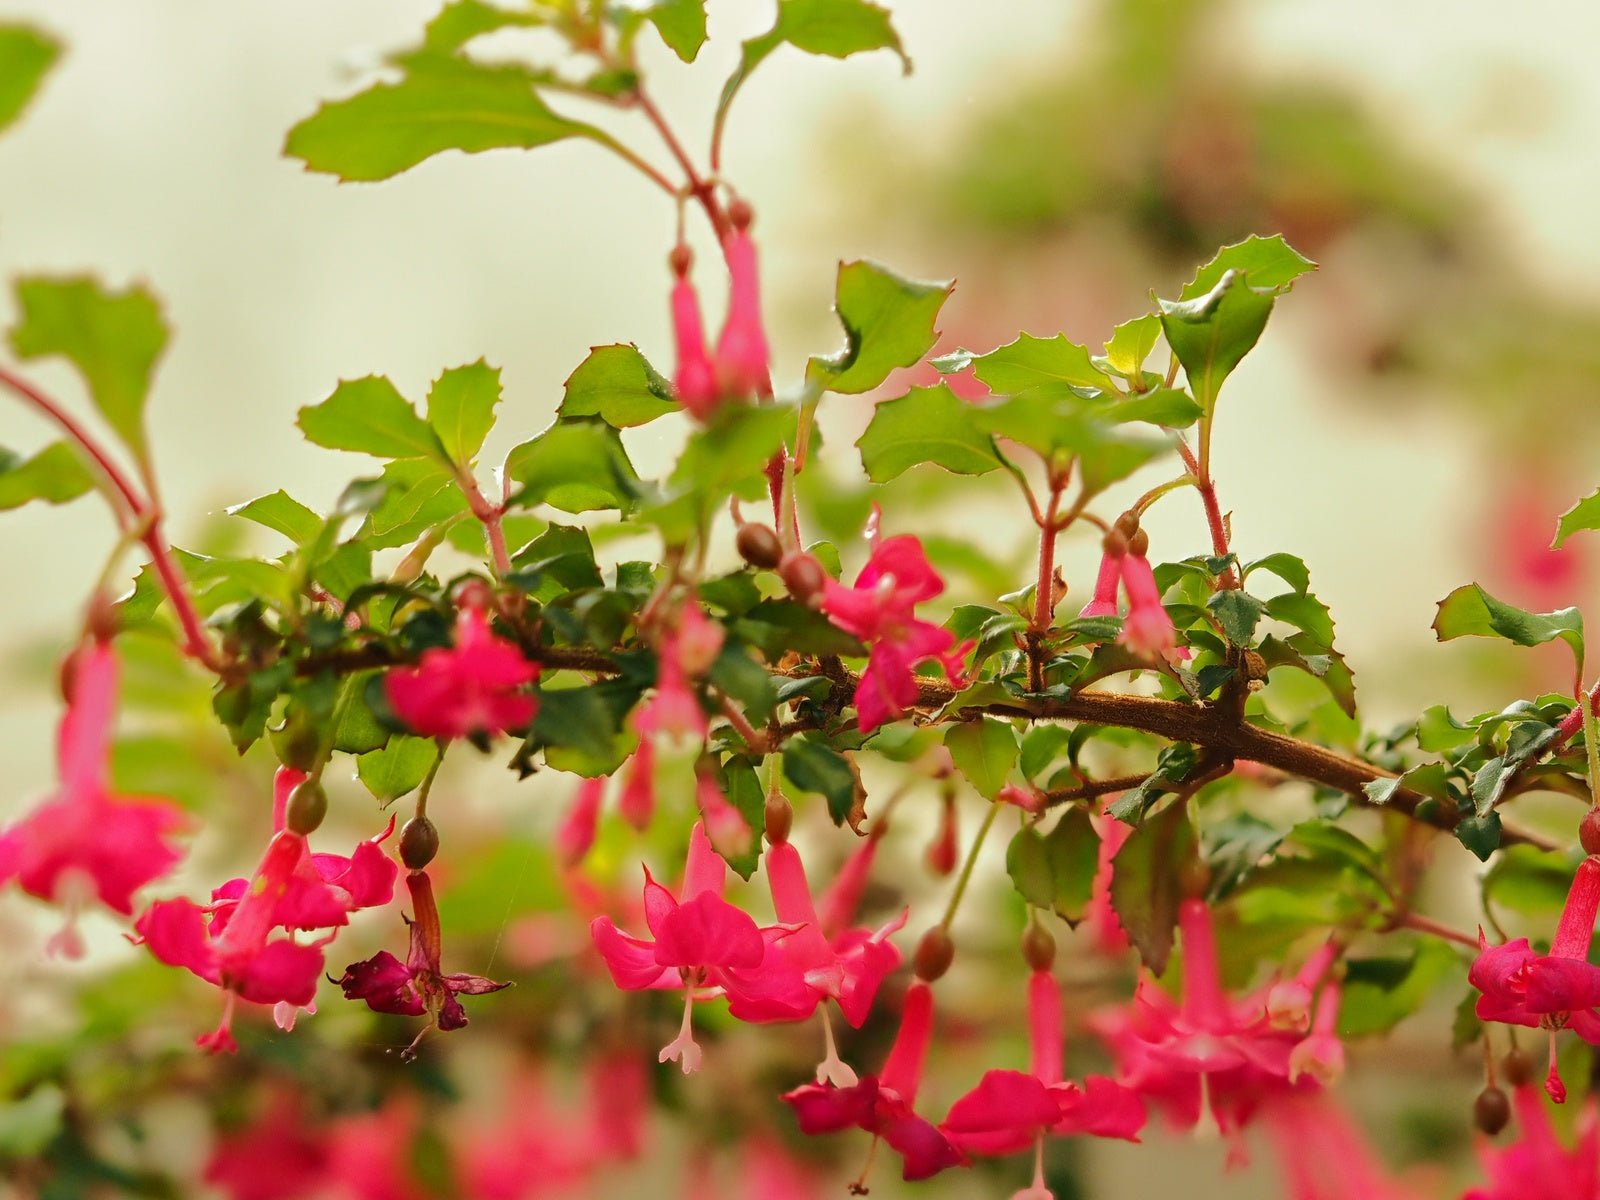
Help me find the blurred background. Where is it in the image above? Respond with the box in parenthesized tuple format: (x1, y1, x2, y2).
(3, 0, 1600, 1196)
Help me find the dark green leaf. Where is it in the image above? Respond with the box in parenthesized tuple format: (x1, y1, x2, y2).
(945, 716, 1019, 799)
(1455, 812, 1503, 861)
(807, 261, 953, 394)
(558, 344, 676, 427)
(10, 276, 167, 457)
(1339, 942, 1458, 1037)
(1483, 844, 1576, 919)
(1433, 582, 1584, 669)
(1109, 798, 1196, 974)
(356, 735, 440, 802)
(716, 756, 766, 878)
(504, 420, 640, 513)
(973, 397, 1170, 493)
(0, 23, 60, 135)
(1243, 552, 1310, 595)
(857, 384, 1001, 482)
(426, 360, 500, 465)
(286, 57, 606, 182)
(1005, 808, 1100, 925)
(1207, 589, 1266, 646)
(707, 640, 778, 724)
(299, 376, 447, 461)
(1107, 744, 1199, 823)
(1265, 591, 1337, 646)
(783, 736, 860, 828)
(0, 442, 93, 509)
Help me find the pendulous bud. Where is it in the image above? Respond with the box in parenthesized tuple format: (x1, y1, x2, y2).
(1501, 1048, 1533, 1090)
(764, 791, 793, 845)
(1114, 512, 1141, 540)
(452, 577, 494, 613)
(400, 815, 440, 870)
(778, 552, 827, 607)
(1127, 528, 1150, 558)
(1021, 922, 1056, 971)
(1473, 1086, 1510, 1136)
(1580, 808, 1600, 857)
(736, 523, 784, 570)
(285, 779, 328, 836)
(668, 243, 692, 277)
(914, 925, 955, 982)
(727, 196, 753, 230)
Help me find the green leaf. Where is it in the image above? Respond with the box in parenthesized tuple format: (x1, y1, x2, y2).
(299, 376, 447, 461)
(557, 344, 676, 427)
(1112, 387, 1203, 428)
(645, 0, 709, 63)
(1243, 552, 1310, 595)
(418, 0, 543, 54)
(0, 23, 60, 135)
(226, 490, 322, 545)
(1340, 942, 1458, 1037)
(1005, 808, 1100, 925)
(717, 0, 908, 145)
(783, 736, 861, 828)
(972, 397, 1171, 493)
(1207, 589, 1266, 646)
(356, 735, 440, 802)
(807, 261, 953, 394)
(0, 442, 93, 509)
(971, 333, 1112, 398)
(10, 276, 168, 457)
(1180, 235, 1317, 301)
(857, 384, 1001, 482)
(1554, 487, 1600, 549)
(1455, 812, 1503, 862)
(1101, 314, 1161, 379)
(945, 716, 1019, 800)
(1158, 269, 1275, 412)
(285, 57, 605, 182)
(1109, 799, 1196, 975)
(504, 420, 640, 513)
(356, 458, 469, 547)
(716, 756, 766, 878)
(1106, 744, 1201, 823)
(1484, 844, 1576, 919)
(426, 360, 500, 466)
(1433, 583, 1583, 670)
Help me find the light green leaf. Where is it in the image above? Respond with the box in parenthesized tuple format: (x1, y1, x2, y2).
(1181, 234, 1317, 301)
(358, 457, 466, 545)
(285, 57, 605, 182)
(1158, 269, 1275, 412)
(1433, 582, 1583, 670)
(0, 442, 93, 509)
(558, 343, 676, 427)
(356, 735, 440, 802)
(227, 490, 322, 545)
(973, 396, 1171, 494)
(0, 23, 59, 135)
(945, 716, 1019, 800)
(1554, 486, 1600, 549)
(427, 360, 501, 465)
(1243, 552, 1310, 595)
(298, 376, 447, 462)
(807, 261, 953, 394)
(857, 384, 1001, 482)
(10, 276, 168, 457)
(1113, 387, 1202, 428)
(504, 419, 640, 513)
(1102, 313, 1161, 379)
(971, 333, 1112, 397)
(644, 0, 708, 62)
(418, 0, 544, 54)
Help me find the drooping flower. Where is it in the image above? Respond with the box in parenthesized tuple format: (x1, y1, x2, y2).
(1078, 546, 1124, 619)
(1263, 1093, 1418, 1200)
(1117, 551, 1177, 658)
(696, 770, 753, 862)
(1086, 800, 1132, 955)
(0, 638, 186, 955)
(1288, 977, 1346, 1085)
(335, 868, 510, 1056)
(783, 981, 965, 1184)
(556, 776, 606, 866)
(385, 602, 539, 740)
(588, 823, 809, 1071)
(1471, 855, 1600, 1102)
(714, 222, 771, 399)
(1464, 1081, 1600, 1200)
(619, 739, 656, 830)
(669, 248, 718, 420)
(820, 535, 973, 732)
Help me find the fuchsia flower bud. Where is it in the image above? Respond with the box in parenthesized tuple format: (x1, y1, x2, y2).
(0, 638, 187, 955)
(618, 740, 656, 830)
(385, 603, 539, 740)
(1263, 1094, 1418, 1200)
(1288, 978, 1345, 1085)
(556, 776, 606, 866)
(1117, 552, 1176, 658)
(1078, 547, 1124, 619)
(669, 248, 718, 421)
(924, 793, 959, 876)
(714, 219, 771, 400)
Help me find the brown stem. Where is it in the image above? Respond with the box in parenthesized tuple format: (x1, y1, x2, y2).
(1394, 912, 1480, 949)
(716, 692, 769, 754)
(1042, 773, 1153, 808)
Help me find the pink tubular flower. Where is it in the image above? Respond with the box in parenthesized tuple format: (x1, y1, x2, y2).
(1117, 552, 1176, 658)
(1465, 1081, 1600, 1200)
(670, 253, 718, 420)
(1086, 802, 1132, 955)
(588, 823, 808, 1072)
(820, 535, 973, 732)
(1471, 856, 1600, 1102)
(634, 604, 715, 744)
(0, 639, 186, 955)
(336, 869, 509, 1055)
(1078, 547, 1124, 619)
(714, 225, 771, 398)
(1264, 1093, 1417, 1200)
(1288, 978, 1346, 1085)
(385, 603, 539, 740)
(696, 771, 752, 862)
(557, 776, 606, 866)
(783, 981, 965, 1184)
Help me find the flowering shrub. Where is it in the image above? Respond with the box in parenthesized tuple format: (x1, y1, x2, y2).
(5, 5, 1600, 1198)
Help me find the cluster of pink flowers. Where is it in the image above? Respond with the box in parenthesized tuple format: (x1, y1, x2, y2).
(384, 600, 540, 740)
(1079, 529, 1177, 659)
(669, 205, 771, 421)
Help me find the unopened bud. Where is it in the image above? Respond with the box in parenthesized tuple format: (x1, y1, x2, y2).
(914, 925, 955, 982)
(1022, 923, 1056, 971)
(764, 791, 793, 845)
(400, 815, 440, 870)
(668, 244, 692, 277)
(1580, 808, 1600, 857)
(1114, 512, 1140, 539)
(452, 577, 494, 612)
(736, 523, 783, 570)
(1100, 528, 1129, 558)
(1502, 1049, 1533, 1089)
(1473, 1086, 1510, 1136)
(1127, 528, 1150, 558)
(727, 197, 753, 230)
(778, 552, 827, 607)
(285, 780, 328, 835)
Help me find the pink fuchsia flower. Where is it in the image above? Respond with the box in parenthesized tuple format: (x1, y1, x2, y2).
(457, 1074, 603, 1200)
(1263, 1093, 1418, 1200)
(696, 768, 753, 862)
(619, 738, 656, 830)
(783, 981, 966, 1184)
(556, 776, 605, 866)
(203, 1093, 329, 1200)
(0, 639, 186, 955)
(714, 221, 771, 399)
(1464, 1081, 1600, 1200)
(820, 534, 973, 732)
(1117, 552, 1176, 658)
(669, 247, 718, 420)
(589, 822, 808, 1071)
(1078, 546, 1124, 619)
(1471, 855, 1600, 1102)
(1288, 977, 1346, 1085)
(1086, 801, 1132, 955)
(384, 602, 539, 740)
(335, 868, 510, 1056)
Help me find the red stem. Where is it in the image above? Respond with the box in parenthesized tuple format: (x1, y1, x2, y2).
(1031, 486, 1064, 633)
(1554, 680, 1600, 748)
(634, 87, 728, 241)
(0, 363, 220, 670)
